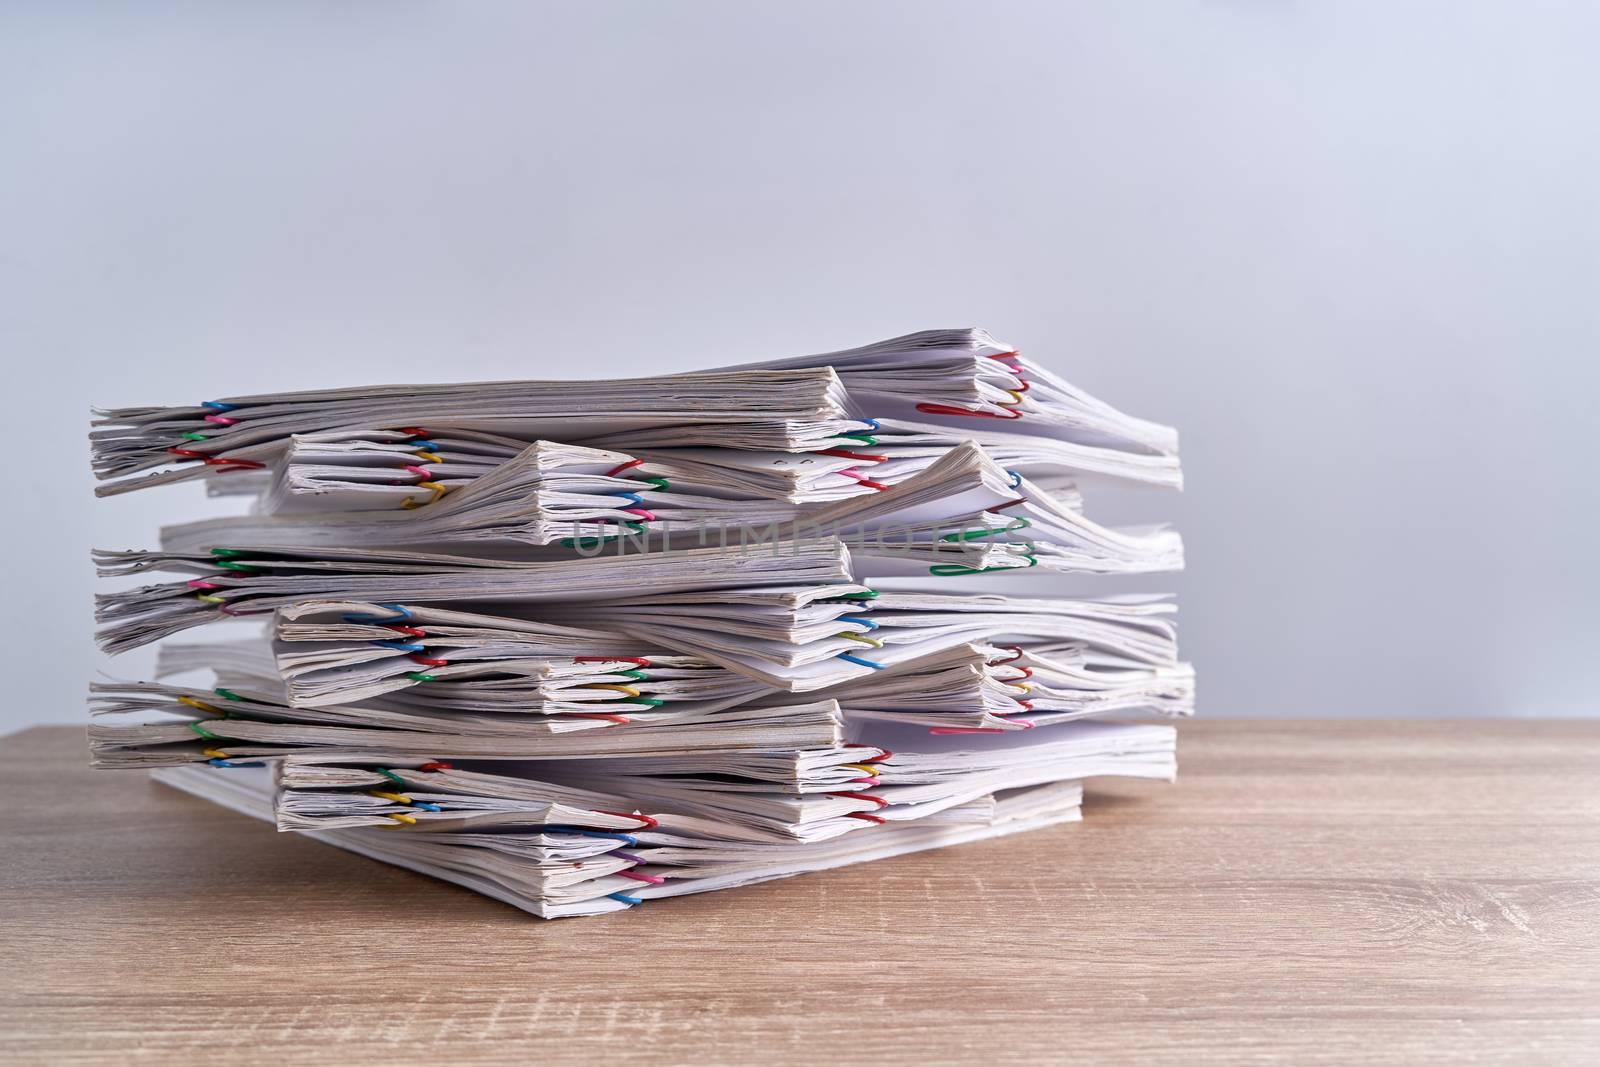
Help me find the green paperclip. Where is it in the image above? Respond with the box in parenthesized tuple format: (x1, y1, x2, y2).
(940, 517, 1032, 542)
(929, 553, 1039, 577)
(833, 434, 878, 446)
(213, 687, 243, 702)
(377, 768, 406, 786)
(818, 588, 878, 602)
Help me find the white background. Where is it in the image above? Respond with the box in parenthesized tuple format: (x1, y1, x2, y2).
(3, 2, 1596, 730)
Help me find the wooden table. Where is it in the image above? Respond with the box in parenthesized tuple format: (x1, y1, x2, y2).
(2, 722, 1597, 1064)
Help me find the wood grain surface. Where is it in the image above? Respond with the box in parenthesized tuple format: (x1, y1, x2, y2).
(2, 721, 1597, 1065)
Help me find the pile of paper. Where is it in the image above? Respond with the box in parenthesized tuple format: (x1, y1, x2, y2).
(88, 329, 1192, 918)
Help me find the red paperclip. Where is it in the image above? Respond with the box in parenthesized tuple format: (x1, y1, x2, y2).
(985, 351, 1029, 390)
(915, 402, 1024, 421)
(384, 624, 429, 639)
(930, 720, 1037, 735)
(598, 810, 659, 830)
(604, 459, 646, 478)
(838, 468, 892, 491)
(167, 447, 266, 471)
(829, 791, 889, 808)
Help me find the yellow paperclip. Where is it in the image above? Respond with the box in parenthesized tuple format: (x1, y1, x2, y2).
(201, 748, 230, 761)
(1004, 389, 1025, 404)
(368, 790, 413, 805)
(585, 684, 642, 698)
(836, 632, 884, 648)
(400, 481, 448, 509)
(841, 764, 881, 776)
(1011, 682, 1033, 694)
(413, 450, 443, 463)
(195, 594, 226, 604)
(384, 812, 417, 826)
(177, 696, 222, 715)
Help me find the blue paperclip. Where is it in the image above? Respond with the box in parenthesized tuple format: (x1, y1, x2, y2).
(544, 827, 640, 846)
(342, 603, 412, 624)
(838, 653, 886, 670)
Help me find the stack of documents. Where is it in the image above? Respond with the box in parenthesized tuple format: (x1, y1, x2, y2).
(88, 329, 1191, 917)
